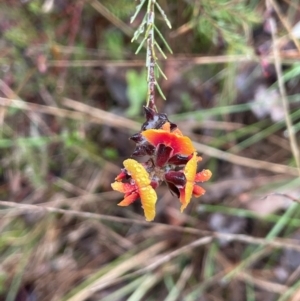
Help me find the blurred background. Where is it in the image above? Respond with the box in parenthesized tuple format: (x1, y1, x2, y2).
(0, 0, 300, 300)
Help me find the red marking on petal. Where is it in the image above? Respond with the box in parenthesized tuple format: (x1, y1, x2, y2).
(142, 130, 195, 155)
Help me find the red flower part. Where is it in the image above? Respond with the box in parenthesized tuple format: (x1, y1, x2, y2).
(155, 144, 173, 167)
(168, 153, 194, 165)
(164, 171, 186, 187)
(115, 169, 129, 181)
(111, 159, 157, 221)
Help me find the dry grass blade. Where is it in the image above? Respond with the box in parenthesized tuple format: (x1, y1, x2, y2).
(137, 236, 213, 273)
(127, 273, 162, 301)
(193, 141, 299, 176)
(269, 0, 300, 53)
(86, 0, 133, 37)
(47, 53, 300, 68)
(165, 265, 194, 301)
(0, 97, 140, 131)
(62, 97, 140, 131)
(1, 201, 300, 252)
(65, 242, 168, 301)
(267, 1, 300, 175)
(239, 271, 288, 294)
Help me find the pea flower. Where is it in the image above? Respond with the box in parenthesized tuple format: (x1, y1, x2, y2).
(164, 152, 212, 212)
(111, 159, 157, 221)
(112, 107, 212, 221)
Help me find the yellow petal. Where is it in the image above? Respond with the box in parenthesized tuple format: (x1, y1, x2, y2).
(180, 182, 194, 212)
(180, 152, 198, 212)
(111, 181, 127, 193)
(139, 185, 157, 221)
(123, 159, 151, 187)
(123, 159, 157, 221)
(184, 152, 198, 182)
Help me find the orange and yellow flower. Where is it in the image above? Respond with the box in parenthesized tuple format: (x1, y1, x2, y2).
(112, 107, 211, 221)
(179, 152, 212, 212)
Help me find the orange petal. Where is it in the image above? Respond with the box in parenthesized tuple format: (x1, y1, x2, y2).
(195, 169, 212, 182)
(123, 159, 151, 188)
(142, 130, 195, 155)
(111, 182, 135, 193)
(161, 122, 171, 132)
(193, 185, 206, 197)
(139, 185, 157, 221)
(118, 192, 139, 206)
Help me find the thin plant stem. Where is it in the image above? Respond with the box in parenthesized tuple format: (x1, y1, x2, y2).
(146, 0, 156, 110)
(267, 0, 300, 175)
(131, 0, 172, 110)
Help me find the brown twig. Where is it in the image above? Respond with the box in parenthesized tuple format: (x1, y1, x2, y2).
(269, 0, 300, 53)
(1, 200, 300, 251)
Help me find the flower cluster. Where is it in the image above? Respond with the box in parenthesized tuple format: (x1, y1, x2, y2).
(111, 107, 212, 221)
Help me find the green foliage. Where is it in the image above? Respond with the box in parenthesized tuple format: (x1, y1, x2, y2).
(192, 0, 260, 52)
(126, 69, 147, 117)
(0, 271, 5, 295)
(101, 0, 135, 18)
(27, 0, 42, 14)
(283, 63, 300, 83)
(103, 29, 124, 60)
(103, 147, 118, 160)
(1, 5, 38, 48)
(180, 92, 193, 111)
